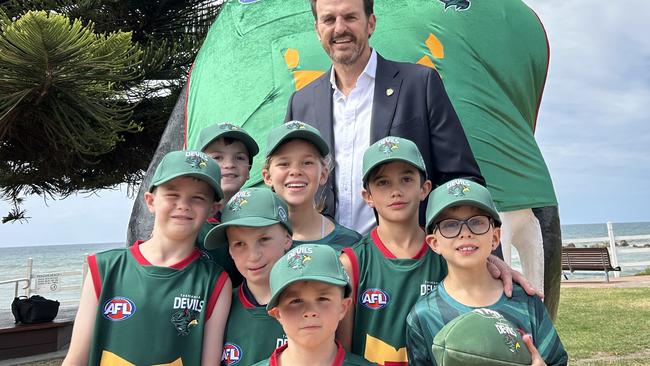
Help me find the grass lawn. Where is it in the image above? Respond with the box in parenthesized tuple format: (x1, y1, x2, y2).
(556, 287, 650, 365)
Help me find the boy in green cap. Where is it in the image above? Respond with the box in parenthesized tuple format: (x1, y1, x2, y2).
(204, 187, 293, 366)
(405, 179, 567, 365)
(262, 120, 360, 250)
(197, 122, 260, 287)
(338, 137, 532, 365)
(253, 244, 374, 366)
(63, 150, 231, 366)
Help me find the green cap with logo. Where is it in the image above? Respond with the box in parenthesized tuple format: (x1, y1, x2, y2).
(204, 187, 292, 249)
(425, 179, 501, 234)
(197, 122, 260, 157)
(265, 120, 330, 157)
(267, 244, 351, 310)
(149, 150, 223, 201)
(362, 136, 427, 184)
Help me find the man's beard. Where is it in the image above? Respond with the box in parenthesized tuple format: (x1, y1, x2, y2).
(328, 33, 365, 65)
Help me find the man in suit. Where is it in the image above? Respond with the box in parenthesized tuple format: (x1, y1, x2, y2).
(286, 0, 484, 234)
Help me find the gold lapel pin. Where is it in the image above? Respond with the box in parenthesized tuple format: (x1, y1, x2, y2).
(386, 88, 394, 96)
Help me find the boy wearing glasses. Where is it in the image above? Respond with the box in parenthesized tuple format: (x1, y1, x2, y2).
(338, 137, 529, 365)
(405, 179, 567, 365)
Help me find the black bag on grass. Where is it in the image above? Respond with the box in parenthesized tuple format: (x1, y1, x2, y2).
(12, 295, 60, 324)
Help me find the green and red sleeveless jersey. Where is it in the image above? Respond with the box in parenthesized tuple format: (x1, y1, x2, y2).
(221, 285, 287, 366)
(87, 240, 229, 365)
(342, 229, 447, 366)
(251, 341, 375, 366)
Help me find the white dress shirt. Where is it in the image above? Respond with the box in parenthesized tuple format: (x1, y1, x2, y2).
(330, 50, 377, 235)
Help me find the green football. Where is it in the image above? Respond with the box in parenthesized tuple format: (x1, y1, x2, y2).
(432, 308, 532, 366)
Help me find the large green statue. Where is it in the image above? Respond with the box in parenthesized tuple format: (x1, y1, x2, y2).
(128, 0, 561, 320)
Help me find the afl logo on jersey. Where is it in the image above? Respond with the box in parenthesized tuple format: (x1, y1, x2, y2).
(102, 297, 136, 321)
(222, 343, 242, 365)
(359, 288, 390, 310)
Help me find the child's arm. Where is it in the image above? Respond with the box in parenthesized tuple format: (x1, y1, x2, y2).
(523, 334, 547, 366)
(201, 276, 232, 366)
(531, 297, 568, 366)
(62, 271, 98, 366)
(337, 252, 356, 351)
(405, 313, 436, 366)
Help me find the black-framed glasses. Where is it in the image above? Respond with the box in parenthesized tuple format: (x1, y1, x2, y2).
(434, 215, 493, 238)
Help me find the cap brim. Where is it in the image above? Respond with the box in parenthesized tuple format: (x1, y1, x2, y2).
(426, 199, 502, 233)
(150, 172, 224, 202)
(268, 130, 330, 157)
(200, 130, 260, 157)
(204, 216, 287, 250)
(266, 275, 350, 310)
(363, 157, 426, 184)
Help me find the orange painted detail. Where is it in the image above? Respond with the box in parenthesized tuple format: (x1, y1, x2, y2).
(416, 55, 436, 70)
(294, 70, 326, 90)
(284, 48, 300, 69)
(425, 33, 444, 59)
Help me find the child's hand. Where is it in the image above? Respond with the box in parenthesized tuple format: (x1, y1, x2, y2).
(523, 334, 547, 366)
(487, 255, 544, 299)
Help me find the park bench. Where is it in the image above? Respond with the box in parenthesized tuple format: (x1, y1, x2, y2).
(561, 247, 621, 282)
(0, 307, 76, 360)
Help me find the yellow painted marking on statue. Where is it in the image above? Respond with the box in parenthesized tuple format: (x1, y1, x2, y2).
(416, 55, 436, 69)
(294, 70, 326, 90)
(284, 48, 300, 69)
(425, 33, 444, 59)
(364, 334, 408, 365)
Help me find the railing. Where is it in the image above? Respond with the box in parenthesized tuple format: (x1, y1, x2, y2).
(1, 256, 88, 310)
(0, 278, 31, 298)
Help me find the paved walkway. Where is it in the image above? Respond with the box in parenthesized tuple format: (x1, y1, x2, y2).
(561, 274, 650, 288)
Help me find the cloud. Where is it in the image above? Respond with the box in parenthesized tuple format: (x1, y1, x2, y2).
(525, 0, 650, 223)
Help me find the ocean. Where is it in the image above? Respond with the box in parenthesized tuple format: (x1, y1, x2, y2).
(1, 222, 649, 311)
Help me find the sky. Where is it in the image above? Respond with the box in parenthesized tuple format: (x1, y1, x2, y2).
(1, 0, 649, 247)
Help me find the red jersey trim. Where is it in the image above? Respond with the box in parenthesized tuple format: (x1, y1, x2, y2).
(341, 247, 360, 304)
(183, 63, 195, 149)
(238, 284, 256, 309)
(370, 228, 428, 259)
(206, 271, 229, 320)
(207, 217, 219, 224)
(130, 240, 201, 269)
(269, 340, 346, 366)
(87, 254, 101, 300)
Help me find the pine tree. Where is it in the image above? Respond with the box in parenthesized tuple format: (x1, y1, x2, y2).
(0, 0, 223, 222)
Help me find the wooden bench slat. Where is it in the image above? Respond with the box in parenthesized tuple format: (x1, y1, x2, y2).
(561, 247, 621, 282)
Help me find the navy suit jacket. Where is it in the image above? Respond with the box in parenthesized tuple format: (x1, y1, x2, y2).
(285, 53, 484, 225)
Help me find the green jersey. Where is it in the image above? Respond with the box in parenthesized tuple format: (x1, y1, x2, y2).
(406, 283, 567, 365)
(198, 219, 243, 287)
(251, 341, 375, 366)
(221, 285, 287, 366)
(292, 221, 362, 251)
(87, 241, 229, 365)
(342, 229, 447, 365)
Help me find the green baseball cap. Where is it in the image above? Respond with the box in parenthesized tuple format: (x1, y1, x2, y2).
(267, 244, 351, 310)
(425, 179, 501, 234)
(149, 150, 223, 201)
(204, 187, 293, 249)
(362, 136, 427, 184)
(265, 121, 330, 157)
(197, 122, 260, 157)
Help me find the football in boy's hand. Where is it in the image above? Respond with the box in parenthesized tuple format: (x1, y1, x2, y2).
(432, 308, 532, 366)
